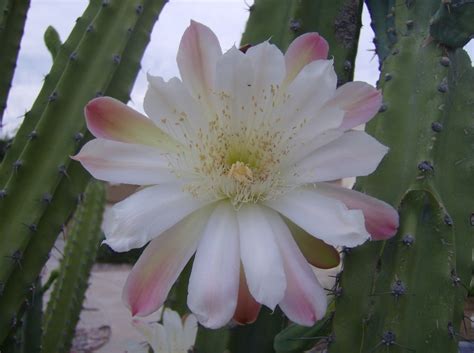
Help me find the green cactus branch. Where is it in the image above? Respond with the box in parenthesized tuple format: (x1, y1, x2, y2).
(329, 1, 474, 351)
(430, 0, 474, 48)
(0, 0, 30, 125)
(0, 0, 101, 187)
(0, 0, 167, 344)
(41, 181, 106, 353)
(43, 25, 62, 60)
(365, 0, 397, 64)
(0, 0, 141, 297)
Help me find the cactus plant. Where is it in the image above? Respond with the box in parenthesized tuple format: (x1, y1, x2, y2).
(0, 0, 166, 344)
(0, 0, 142, 297)
(429, 0, 474, 48)
(328, 1, 474, 352)
(0, 0, 100, 186)
(0, 0, 30, 124)
(43, 25, 62, 60)
(41, 181, 106, 353)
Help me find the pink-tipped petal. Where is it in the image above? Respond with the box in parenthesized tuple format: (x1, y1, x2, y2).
(177, 20, 222, 100)
(316, 182, 399, 240)
(285, 33, 329, 83)
(71, 139, 175, 185)
(103, 184, 211, 252)
(266, 208, 327, 326)
(329, 82, 383, 130)
(85, 97, 177, 150)
(123, 206, 213, 317)
(264, 188, 370, 248)
(233, 268, 261, 325)
(187, 202, 240, 329)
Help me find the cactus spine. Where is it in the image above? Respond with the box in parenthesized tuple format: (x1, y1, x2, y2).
(41, 181, 106, 353)
(329, 1, 474, 352)
(0, 0, 30, 124)
(0, 0, 166, 344)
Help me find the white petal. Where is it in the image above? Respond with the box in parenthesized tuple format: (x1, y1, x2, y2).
(264, 188, 370, 247)
(122, 206, 213, 317)
(284, 32, 329, 83)
(163, 309, 185, 352)
(144, 75, 207, 144)
(72, 139, 176, 185)
(267, 210, 327, 326)
(183, 315, 198, 349)
(315, 182, 399, 240)
(246, 41, 285, 100)
(214, 47, 254, 132)
(237, 204, 286, 310)
(103, 185, 210, 252)
(84, 97, 178, 151)
(288, 130, 389, 184)
(283, 129, 343, 168)
(279, 59, 339, 133)
(327, 81, 382, 130)
(187, 202, 240, 328)
(132, 320, 168, 353)
(177, 20, 222, 101)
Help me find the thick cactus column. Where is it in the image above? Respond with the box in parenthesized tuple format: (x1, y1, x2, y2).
(41, 181, 106, 353)
(0, 0, 30, 124)
(0, 0, 167, 344)
(329, 1, 474, 352)
(0, 0, 100, 186)
(0, 0, 141, 289)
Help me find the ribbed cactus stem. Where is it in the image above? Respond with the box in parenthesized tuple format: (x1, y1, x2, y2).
(0, 0, 101, 186)
(329, 1, 474, 351)
(0, 0, 141, 290)
(41, 181, 106, 353)
(0, 0, 30, 124)
(43, 26, 62, 60)
(0, 0, 166, 345)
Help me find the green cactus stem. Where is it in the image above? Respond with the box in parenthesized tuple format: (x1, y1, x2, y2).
(0, 0, 141, 291)
(0, 0, 100, 186)
(41, 181, 106, 353)
(20, 278, 43, 353)
(0, 0, 166, 344)
(430, 0, 474, 48)
(329, 1, 474, 351)
(43, 25, 62, 60)
(0, 0, 30, 124)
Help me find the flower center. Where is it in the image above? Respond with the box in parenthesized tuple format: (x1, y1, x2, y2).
(227, 161, 253, 184)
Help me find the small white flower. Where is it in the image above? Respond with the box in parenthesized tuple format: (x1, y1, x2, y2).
(73, 20, 399, 328)
(132, 309, 197, 353)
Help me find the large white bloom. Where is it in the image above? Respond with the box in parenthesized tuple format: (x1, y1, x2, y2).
(74, 21, 398, 328)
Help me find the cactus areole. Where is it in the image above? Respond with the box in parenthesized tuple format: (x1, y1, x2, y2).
(73, 21, 398, 329)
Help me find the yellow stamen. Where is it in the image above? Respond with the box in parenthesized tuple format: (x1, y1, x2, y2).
(227, 161, 254, 184)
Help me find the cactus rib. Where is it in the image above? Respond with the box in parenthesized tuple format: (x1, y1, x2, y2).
(41, 181, 106, 353)
(0, 0, 166, 344)
(0, 0, 30, 125)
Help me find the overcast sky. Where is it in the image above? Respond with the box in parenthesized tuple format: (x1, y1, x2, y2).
(1, 0, 473, 137)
